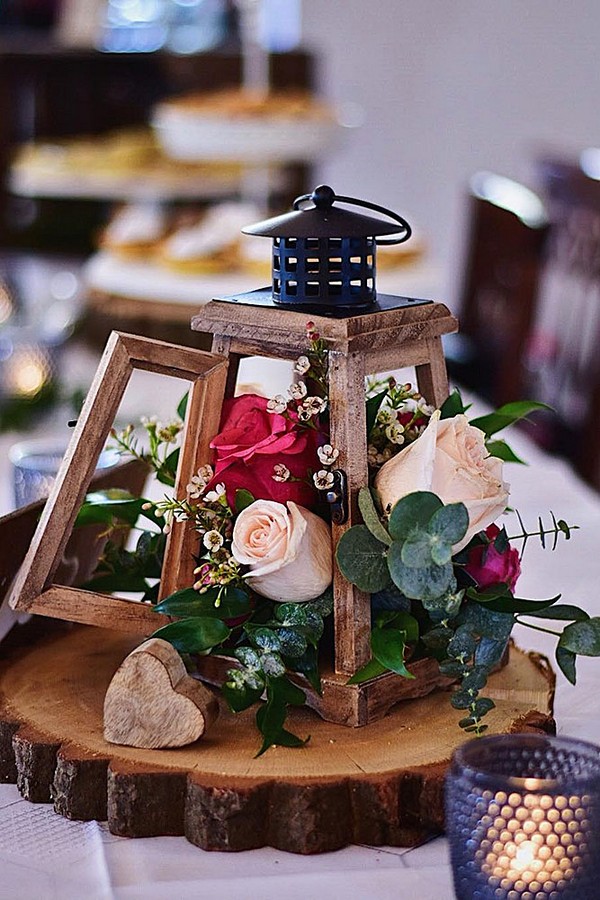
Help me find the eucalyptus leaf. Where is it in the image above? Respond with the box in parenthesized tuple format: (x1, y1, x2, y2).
(336, 525, 391, 592)
(459, 603, 515, 642)
(388, 491, 442, 541)
(152, 616, 230, 654)
(428, 502, 469, 546)
(475, 637, 508, 669)
(401, 531, 435, 568)
(450, 690, 472, 710)
(370, 586, 411, 612)
(388, 541, 454, 601)
(555, 646, 577, 685)
(358, 486, 392, 546)
(559, 618, 600, 656)
(472, 697, 495, 717)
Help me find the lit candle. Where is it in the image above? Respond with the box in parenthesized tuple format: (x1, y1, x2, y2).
(446, 735, 600, 899)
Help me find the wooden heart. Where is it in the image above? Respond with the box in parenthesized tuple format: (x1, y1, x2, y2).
(104, 638, 219, 749)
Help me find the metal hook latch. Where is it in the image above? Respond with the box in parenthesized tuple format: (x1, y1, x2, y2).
(325, 469, 348, 525)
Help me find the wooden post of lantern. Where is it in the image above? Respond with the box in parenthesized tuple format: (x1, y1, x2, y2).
(190, 186, 459, 727)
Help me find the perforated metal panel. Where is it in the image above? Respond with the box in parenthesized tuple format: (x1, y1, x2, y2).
(272, 235, 376, 307)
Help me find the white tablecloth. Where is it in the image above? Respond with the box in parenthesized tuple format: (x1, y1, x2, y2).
(1, 352, 600, 899)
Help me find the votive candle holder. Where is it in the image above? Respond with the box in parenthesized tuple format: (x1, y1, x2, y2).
(446, 733, 600, 900)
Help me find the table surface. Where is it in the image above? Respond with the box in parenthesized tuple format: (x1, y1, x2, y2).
(1, 349, 600, 900)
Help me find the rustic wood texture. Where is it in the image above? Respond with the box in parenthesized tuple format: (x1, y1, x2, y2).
(159, 359, 228, 599)
(8, 332, 228, 632)
(195, 651, 457, 727)
(191, 298, 458, 714)
(0, 626, 555, 853)
(328, 349, 371, 674)
(191, 297, 458, 357)
(104, 638, 219, 748)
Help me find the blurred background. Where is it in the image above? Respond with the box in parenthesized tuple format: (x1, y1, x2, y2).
(1, 0, 600, 507)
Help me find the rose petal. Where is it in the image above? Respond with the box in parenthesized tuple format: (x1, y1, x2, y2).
(374, 410, 440, 512)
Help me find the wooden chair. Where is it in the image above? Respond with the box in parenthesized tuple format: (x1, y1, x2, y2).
(449, 171, 548, 407)
(524, 155, 600, 489)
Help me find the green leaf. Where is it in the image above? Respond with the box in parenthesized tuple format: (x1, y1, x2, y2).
(177, 392, 188, 420)
(559, 618, 600, 656)
(155, 586, 251, 620)
(358, 487, 392, 546)
(460, 604, 515, 642)
(254, 677, 308, 757)
(156, 448, 179, 486)
(388, 491, 442, 541)
(472, 697, 495, 718)
(276, 628, 308, 658)
(470, 400, 551, 437)
(371, 627, 415, 679)
(401, 531, 435, 568)
(374, 610, 419, 643)
(470, 586, 562, 615)
(84, 573, 150, 593)
(523, 604, 590, 622)
(288, 645, 321, 693)
(428, 502, 469, 546)
(555, 646, 577, 685)
(235, 489, 256, 514)
(346, 657, 388, 684)
(366, 389, 388, 435)
(388, 541, 453, 600)
(75, 490, 146, 527)
(222, 680, 263, 712)
(274, 604, 309, 627)
(335, 525, 391, 592)
(252, 628, 282, 653)
(485, 439, 526, 464)
(439, 389, 469, 419)
(152, 617, 230, 654)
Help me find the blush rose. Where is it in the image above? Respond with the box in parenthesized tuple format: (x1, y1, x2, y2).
(231, 499, 332, 602)
(464, 524, 521, 591)
(208, 394, 321, 509)
(375, 411, 510, 551)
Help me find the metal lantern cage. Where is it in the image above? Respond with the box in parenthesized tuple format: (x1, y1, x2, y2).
(241, 184, 412, 309)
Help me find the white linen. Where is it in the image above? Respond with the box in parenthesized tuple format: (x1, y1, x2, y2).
(1, 358, 600, 897)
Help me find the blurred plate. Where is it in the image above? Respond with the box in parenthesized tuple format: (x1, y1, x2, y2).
(151, 105, 344, 163)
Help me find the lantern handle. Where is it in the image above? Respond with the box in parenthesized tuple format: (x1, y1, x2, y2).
(293, 186, 412, 246)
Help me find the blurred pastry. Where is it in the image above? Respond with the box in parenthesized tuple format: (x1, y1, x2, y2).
(158, 202, 260, 274)
(100, 202, 168, 259)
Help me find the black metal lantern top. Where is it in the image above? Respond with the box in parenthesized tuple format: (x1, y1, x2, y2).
(241, 185, 412, 310)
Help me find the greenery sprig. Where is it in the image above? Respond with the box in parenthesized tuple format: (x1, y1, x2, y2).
(336, 487, 591, 735)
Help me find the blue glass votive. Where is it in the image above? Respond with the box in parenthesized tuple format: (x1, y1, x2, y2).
(446, 734, 600, 900)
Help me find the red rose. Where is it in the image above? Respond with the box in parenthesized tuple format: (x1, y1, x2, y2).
(207, 394, 323, 509)
(464, 524, 521, 592)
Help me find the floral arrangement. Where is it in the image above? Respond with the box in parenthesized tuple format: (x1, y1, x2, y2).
(83, 323, 600, 755)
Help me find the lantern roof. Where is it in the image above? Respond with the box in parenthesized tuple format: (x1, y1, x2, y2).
(242, 185, 411, 243)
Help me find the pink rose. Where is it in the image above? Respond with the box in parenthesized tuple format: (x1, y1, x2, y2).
(208, 394, 322, 509)
(464, 524, 521, 591)
(232, 499, 332, 602)
(375, 412, 510, 552)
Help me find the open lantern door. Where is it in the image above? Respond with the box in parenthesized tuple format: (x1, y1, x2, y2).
(8, 332, 228, 635)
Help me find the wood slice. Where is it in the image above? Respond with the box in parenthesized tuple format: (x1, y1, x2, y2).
(0, 625, 555, 854)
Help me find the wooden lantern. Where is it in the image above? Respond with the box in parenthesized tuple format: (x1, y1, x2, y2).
(189, 186, 459, 726)
(8, 188, 458, 728)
